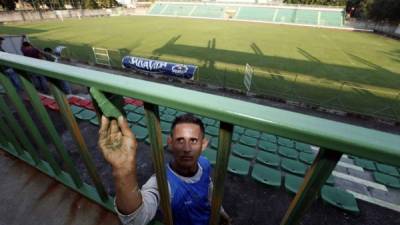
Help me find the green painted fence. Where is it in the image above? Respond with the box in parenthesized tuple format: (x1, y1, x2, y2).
(0, 52, 399, 225)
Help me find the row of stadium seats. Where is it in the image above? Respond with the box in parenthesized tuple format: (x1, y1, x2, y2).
(34, 94, 399, 213)
(148, 3, 344, 27)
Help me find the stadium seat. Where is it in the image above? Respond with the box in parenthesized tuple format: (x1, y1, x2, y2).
(205, 126, 219, 136)
(47, 102, 59, 111)
(161, 114, 175, 123)
(375, 163, 400, 177)
(234, 126, 245, 134)
(138, 117, 147, 127)
(239, 135, 258, 147)
(258, 140, 278, 153)
(163, 108, 176, 115)
(228, 155, 250, 176)
(158, 106, 166, 113)
(284, 174, 303, 194)
(321, 185, 359, 213)
(202, 148, 217, 165)
(160, 121, 171, 134)
(373, 172, 400, 189)
(127, 112, 143, 123)
(210, 137, 219, 149)
(145, 134, 168, 148)
(256, 151, 280, 167)
(70, 105, 84, 115)
(251, 163, 281, 187)
(278, 137, 294, 148)
(123, 104, 137, 112)
(299, 152, 316, 165)
(353, 157, 376, 171)
(260, 133, 276, 143)
(75, 109, 96, 120)
(202, 118, 216, 126)
(90, 117, 99, 126)
(232, 144, 257, 159)
(326, 175, 335, 185)
(295, 142, 313, 153)
(281, 158, 308, 176)
(134, 107, 145, 115)
(278, 146, 298, 159)
(130, 125, 148, 141)
(232, 133, 240, 142)
(244, 129, 260, 139)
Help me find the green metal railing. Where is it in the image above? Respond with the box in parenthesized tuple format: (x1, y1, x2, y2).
(0, 51, 399, 225)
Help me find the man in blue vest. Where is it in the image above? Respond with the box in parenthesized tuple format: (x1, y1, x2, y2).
(98, 113, 231, 225)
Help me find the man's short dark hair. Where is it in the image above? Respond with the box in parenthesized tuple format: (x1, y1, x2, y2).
(170, 113, 205, 137)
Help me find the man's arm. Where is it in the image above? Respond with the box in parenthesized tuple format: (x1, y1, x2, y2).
(98, 116, 142, 214)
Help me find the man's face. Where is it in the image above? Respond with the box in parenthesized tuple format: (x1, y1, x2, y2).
(168, 123, 208, 170)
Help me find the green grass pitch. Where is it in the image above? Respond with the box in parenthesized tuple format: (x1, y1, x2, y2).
(1, 16, 399, 120)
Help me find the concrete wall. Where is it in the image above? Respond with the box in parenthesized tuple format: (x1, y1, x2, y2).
(346, 19, 400, 38)
(0, 8, 143, 23)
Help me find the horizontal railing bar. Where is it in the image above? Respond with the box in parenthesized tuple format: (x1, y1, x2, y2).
(1, 52, 399, 166)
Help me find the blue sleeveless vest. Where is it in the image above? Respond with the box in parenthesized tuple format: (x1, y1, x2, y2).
(166, 156, 211, 225)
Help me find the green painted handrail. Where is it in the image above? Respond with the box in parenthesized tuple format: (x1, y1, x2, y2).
(1, 52, 399, 166)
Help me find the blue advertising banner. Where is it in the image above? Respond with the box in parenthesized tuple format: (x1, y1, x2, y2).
(122, 55, 197, 80)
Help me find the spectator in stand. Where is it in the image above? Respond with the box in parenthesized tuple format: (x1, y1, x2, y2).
(43, 47, 72, 94)
(0, 37, 22, 91)
(20, 37, 49, 93)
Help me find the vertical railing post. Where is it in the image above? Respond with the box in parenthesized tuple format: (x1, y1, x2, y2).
(49, 82, 109, 201)
(0, 96, 41, 163)
(18, 73, 83, 188)
(0, 72, 61, 175)
(280, 148, 342, 225)
(209, 121, 234, 225)
(143, 102, 173, 225)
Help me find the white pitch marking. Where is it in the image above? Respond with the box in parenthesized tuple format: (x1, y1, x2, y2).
(346, 190, 400, 213)
(332, 171, 388, 192)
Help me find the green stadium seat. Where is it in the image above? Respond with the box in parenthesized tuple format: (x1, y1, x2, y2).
(163, 108, 176, 115)
(202, 118, 216, 126)
(239, 135, 258, 147)
(284, 174, 303, 194)
(353, 157, 376, 171)
(251, 163, 281, 187)
(260, 133, 276, 143)
(145, 134, 168, 148)
(70, 105, 83, 115)
(175, 111, 186, 117)
(158, 106, 166, 113)
(232, 133, 240, 142)
(278, 146, 298, 159)
(202, 148, 217, 165)
(161, 114, 175, 123)
(134, 107, 145, 115)
(160, 121, 171, 134)
(326, 175, 335, 185)
(244, 129, 260, 139)
(228, 155, 250, 176)
(232, 144, 257, 159)
(75, 109, 96, 120)
(127, 112, 143, 123)
(258, 140, 277, 153)
(299, 152, 316, 165)
(205, 126, 219, 136)
(321, 185, 359, 213)
(256, 151, 280, 167)
(138, 117, 147, 127)
(210, 137, 219, 149)
(373, 172, 400, 189)
(376, 163, 400, 177)
(295, 142, 313, 153)
(130, 125, 148, 141)
(234, 126, 245, 134)
(278, 137, 294, 148)
(90, 117, 99, 126)
(281, 158, 308, 176)
(123, 104, 137, 112)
